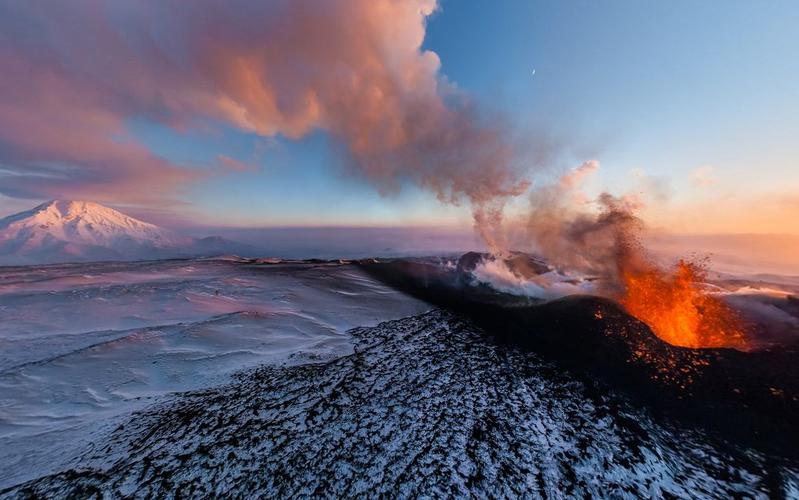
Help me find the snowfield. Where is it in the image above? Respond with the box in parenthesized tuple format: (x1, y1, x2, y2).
(0, 258, 429, 490)
(1, 258, 798, 497)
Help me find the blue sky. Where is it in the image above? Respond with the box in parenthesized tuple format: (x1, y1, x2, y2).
(427, 0, 799, 233)
(177, 0, 798, 230)
(1, 0, 797, 233)
(427, 1, 799, 175)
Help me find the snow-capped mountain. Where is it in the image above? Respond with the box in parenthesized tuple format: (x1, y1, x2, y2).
(0, 200, 253, 265)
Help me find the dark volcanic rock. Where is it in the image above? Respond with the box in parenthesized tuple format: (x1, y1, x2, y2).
(456, 251, 550, 281)
(504, 253, 551, 279)
(455, 250, 485, 275)
(3, 310, 796, 498)
(357, 259, 799, 458)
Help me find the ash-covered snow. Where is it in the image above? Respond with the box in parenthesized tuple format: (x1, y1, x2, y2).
(3, 309, 798, 498)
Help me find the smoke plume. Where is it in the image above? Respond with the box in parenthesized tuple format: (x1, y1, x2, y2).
(515, 161, 749, 349)
(0, 0, 530, 227)
(523, 161, 646, 287)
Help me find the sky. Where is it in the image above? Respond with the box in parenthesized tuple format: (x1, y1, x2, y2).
(0, 0, 797, 235)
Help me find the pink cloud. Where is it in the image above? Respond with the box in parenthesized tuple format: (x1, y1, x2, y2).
(0, 0, 536, 223)
(0, 33, 199, 204)
(217, 155, 258, 173)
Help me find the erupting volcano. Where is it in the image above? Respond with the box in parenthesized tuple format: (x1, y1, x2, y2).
(515, 165, 753, 351)
(602, 203, 750, 351)
(620, 258, 748, 350)
(1, 0, 797, 496)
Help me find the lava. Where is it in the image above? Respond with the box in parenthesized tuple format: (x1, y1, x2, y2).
(620, 259, 748, 350)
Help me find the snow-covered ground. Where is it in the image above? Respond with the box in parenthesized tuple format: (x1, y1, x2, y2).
(5, 309, 799, 497)
(2, 257, 798, 497)
(0, 258, 429, 489)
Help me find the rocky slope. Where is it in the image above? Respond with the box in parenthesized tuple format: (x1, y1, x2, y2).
(4, 310, 797, 498)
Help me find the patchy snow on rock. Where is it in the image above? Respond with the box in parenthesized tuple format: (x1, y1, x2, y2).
(2, 257, 798, 497)
(4, 310, 797, 497)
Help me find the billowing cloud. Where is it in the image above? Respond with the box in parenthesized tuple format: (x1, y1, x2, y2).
(0, 1, 532, 220)
(0, 12, 200, 204)
(522, 161, 645, 279)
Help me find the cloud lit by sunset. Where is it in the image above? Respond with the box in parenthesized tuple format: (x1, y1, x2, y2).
(0, 0, 794, 243)
(2, 3, 799, 496)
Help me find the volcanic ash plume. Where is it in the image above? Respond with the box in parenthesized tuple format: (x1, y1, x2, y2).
(522, 162, 747, 349)
(524, 160, 644, 282)
(0, 0, 530, 233)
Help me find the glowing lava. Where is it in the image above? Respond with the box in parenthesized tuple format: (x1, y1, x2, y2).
(620, 259, 748, 350)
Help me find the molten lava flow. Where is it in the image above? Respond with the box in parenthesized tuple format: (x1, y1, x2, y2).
(521, 167, 750, 351)
(620, 259, 748, 349)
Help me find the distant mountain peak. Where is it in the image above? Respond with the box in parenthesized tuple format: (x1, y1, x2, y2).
(0, 200, 253, 265)
(12, 200, 150, 228)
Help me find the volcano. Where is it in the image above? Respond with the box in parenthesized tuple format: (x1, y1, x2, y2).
(1, 256, 798, 497)
(358, 254, 799, 457)
(0, 200, 254, 265)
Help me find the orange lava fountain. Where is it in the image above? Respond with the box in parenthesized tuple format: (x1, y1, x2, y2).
(620, 259, 748, 350)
